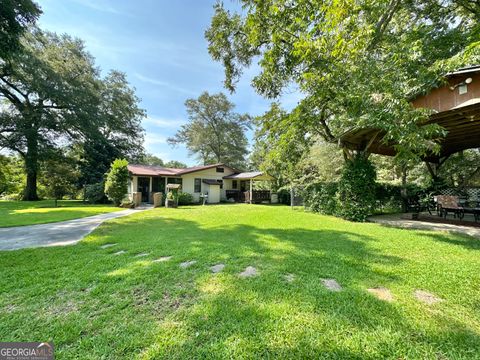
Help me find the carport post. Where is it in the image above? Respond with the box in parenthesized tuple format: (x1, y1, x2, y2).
(250, 179, 253, 204)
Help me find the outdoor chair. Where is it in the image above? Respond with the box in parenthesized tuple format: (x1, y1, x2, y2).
(435, 195, 464, 219)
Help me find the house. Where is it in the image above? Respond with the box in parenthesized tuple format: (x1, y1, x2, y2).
(127, 163, 274, 204)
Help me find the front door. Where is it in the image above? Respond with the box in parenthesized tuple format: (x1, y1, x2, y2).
(137, 177, 150, 202)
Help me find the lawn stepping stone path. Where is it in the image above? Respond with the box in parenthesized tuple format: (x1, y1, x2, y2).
(239, 266, 257, 278)
(153, 256, 172, 263)
(180, 260, 197, 268)
(210, 264, 225, 273)
(284, 273, 295, 283)
(113, 250, 126, 256)
(414, 290, 443, 305)
(367, 287, 394, 302)
(135, 252, 150, 257)
(321, 279, 342, 292)
(100, 243, 117, 249)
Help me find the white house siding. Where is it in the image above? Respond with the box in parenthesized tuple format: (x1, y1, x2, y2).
(181, 166, 236, 203)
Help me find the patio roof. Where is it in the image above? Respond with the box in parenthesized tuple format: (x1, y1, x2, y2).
(223, 171, 274, 181)
(340, 101, 480, 163)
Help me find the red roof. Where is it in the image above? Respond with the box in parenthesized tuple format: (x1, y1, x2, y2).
(127, 163, 236, 176)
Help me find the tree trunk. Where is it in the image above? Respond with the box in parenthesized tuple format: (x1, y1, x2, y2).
(22, 132, 39, 201)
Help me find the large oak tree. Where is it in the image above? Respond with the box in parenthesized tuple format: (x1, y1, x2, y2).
(168, 91, 250, 169)
(0, 28, 145, 200)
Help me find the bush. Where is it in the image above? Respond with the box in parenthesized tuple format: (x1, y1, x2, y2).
(303, 182, 338, 215)
(178, 191, 194, 205)
(336, 156, 377, 222)
(277, 188, 291, 205)
(85, 182, 108, 203)
(104, 159, 129, 206)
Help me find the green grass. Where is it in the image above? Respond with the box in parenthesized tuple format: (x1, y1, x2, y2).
(0, 204, 479, 359)
(0, 200, 121, 227)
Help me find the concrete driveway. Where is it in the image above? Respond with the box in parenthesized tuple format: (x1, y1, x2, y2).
(0, 207, 150, 251)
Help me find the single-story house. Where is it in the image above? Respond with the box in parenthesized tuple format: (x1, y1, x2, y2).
(127, 163, 274, 204)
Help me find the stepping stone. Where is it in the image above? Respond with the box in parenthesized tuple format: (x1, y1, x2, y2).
(367, 287, 394, 302)
(414, 290, 443, 305)
(284, 273, 295, 283)
(100, 243, 117, 249)
(113, 250, 126, 255)
(153, 256, 172, 263)
(135, 252, 149, 257)
(210, 264, 225, 273)
(321, 278, 342, 292)
(180, 260, 196, 268)
(239, 266, 257, 278)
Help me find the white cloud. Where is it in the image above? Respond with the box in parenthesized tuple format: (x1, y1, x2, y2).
(144, 133, 167, 146)
(143, 116, 185, 129)
(71, 0, 122, 14)
(134, 73, 197, 95)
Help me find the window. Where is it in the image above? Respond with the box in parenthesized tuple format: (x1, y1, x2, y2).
(216, 167, 224, 173)
(459, 84, 468, 95)
(167, 177, 182, 186)
(194, 178, 201, 193)
(232, 180, 237, 189)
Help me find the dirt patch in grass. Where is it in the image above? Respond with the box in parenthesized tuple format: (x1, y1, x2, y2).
(414, 290, 443, 305)
(367, 287, 394, 302)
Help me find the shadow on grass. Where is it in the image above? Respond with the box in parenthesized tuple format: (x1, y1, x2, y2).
(0, 212, 479, 358)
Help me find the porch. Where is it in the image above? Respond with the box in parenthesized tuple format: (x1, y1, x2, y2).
(130, 175, 182, 203)
(223, 171, 275, 204)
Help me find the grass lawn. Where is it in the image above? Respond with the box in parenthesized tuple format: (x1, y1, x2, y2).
(0, 204, 479, 359)
(0, 200, 121, 227)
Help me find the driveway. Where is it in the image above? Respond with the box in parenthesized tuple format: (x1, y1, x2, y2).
(0, 207, 150, 251)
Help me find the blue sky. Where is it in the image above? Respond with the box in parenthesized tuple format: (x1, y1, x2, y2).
(37, 0, 301, 166)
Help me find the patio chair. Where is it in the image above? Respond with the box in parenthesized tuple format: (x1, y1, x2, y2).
(435, 195, 464, 219)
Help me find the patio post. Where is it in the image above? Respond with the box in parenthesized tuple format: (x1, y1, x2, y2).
(250, 178, 253, 204)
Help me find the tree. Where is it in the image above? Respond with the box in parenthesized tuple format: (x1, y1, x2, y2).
(0, 0, 41, 59)
(40, 156, 79, 206)
(164, 160, 187, 169)
(0, 28, 145, 200)
(168, 92, 250, 169)
(140, 153, 164, 167)
(207, 0, 479, 165)
(104, 159, 129, 206)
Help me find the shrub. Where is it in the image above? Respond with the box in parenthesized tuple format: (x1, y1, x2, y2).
(85, 182, 107, 203)
(303, 182, 338, 215)
(336, 156, 377, 222)
(178, 191, 194, 205)
(277, 188, 291, 205)
(104, 159, 129, 206)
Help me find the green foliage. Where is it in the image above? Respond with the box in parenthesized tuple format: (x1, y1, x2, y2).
(0, 0, 41, 58)
(177, 192, 194, 205)
(40, 157, 79, 202)
(0, 27, 145, 200)
(303, 183, 339, 216)
(207, 0, 480, 178)
(337, 156, 377, 222)
(104, 159, 129, 206)
(85, 182, 107, 204)
(276, 188, 291, 205)
(168, 92, 250, 169)
(164, 160, 188, 169)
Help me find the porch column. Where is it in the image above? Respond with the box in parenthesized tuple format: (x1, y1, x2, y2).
(250, 178, 253, 204)
(165, 177, 168, 192)
(149, 177, 153, 203)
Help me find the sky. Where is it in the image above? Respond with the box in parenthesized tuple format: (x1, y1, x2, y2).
(36, 0, 301, 166)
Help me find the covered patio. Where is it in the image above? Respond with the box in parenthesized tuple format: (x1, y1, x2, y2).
(223, 171, 275, 204)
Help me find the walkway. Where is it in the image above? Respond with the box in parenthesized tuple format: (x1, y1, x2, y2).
(369, 213, 480, 239)
(0, 207, 151, 251)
